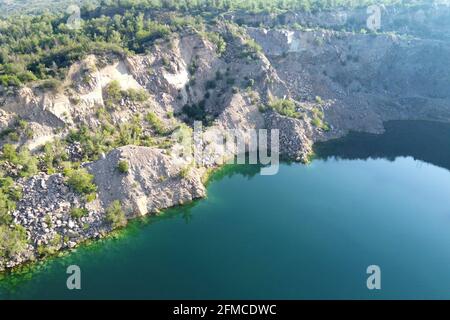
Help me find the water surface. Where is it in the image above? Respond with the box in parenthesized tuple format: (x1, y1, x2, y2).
(1, 120, 450, 299)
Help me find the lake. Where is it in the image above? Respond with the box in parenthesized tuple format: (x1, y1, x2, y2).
(2, 120, 450, 299)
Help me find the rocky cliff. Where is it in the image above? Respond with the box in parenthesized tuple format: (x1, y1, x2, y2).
(1, 5, 450, 271)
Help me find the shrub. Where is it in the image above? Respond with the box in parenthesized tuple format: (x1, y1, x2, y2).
(215, 70, 223, 81)
(86, 193, 97, 203)
(315, 96, 324, 104)
(311, 117, 322, 128)
(66, 168, 97, 195)
(17, 148, 38, 177)
(105, 80, 122, 102)
(162, 57, 170, 67)
(70, 207, 89, 219)
(205, 80, 217, 90)
(179, 163, 193, 178)
(106, 200, 127, 229)
(0, 177, 22, 225)
(267, 98, 300, 118)
(43, 140, 69, 173)
(188, 60, 198, 75)
(37, 233, 61, 257)
(310, 106, 329, 130)
(36, 79, 61, 91)
(1, 144, 19, 163)
(0, 75, 21, 87)
(205, 32, 227, 55)
(126, 88, 149, 102)
(1, 144, 38, 177)
(145, 112, 167, 135)
(241, 38, 262, 59)
(0, 193, 14, 225)
(8, 132, 19, 142)
(245, 78, 255, 88)
(0, 224, 28, 259)
(117, 160, 129, 174)
(104, 81, 148, 107)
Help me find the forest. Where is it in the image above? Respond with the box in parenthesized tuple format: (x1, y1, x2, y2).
(0, 0, 431, 88)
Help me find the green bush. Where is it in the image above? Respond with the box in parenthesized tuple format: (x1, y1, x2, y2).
(117, 160, 129, 174)
(315, 96, 324, 104)
(1, 144, 19, 163)
(104, 80, 149, 108)
(1, 144, 38, 177)
(104, 80, 123, 108)
(86, 193, 97, 203)
(0, 193, 15, 225)
(267, 99, 300, 118)
(0, 0, 412, 88)
(66, 168, 97, 195)
(205, 32, 227, 55)
(36, 233, 62, 257)
(182, 103, 206, 122)
(43, 140, 69, 173)
(241, 38, 263, 59)
(188, 60, 198, 75)
(0, 177, 22, 225)
(70, 207, 89, 219)
(145, 112, 167, 135)
(179, 163, 194, 179)
(205, 80, 217, 90)
(36, 79, 62, 91)
(8, 132, 19, 142)
(126, 88, 149, 102)
(106, 200, 127, 229)
(0, 224, 28, 259)
(17, 148, 38, 177)
(310, 108, 330, 131)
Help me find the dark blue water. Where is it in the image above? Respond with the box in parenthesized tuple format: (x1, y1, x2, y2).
(2, 120, 450, 299)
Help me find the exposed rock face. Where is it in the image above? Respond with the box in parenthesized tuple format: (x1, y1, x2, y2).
(0, 146, 206, 271)
(226, 5, 450, 41)
(1, 173, 106, 271)
(88, 146, 206, 216)
(2, 6, 450, 271)
(264, 111, 313, 162)
(248, 26, 450, 141)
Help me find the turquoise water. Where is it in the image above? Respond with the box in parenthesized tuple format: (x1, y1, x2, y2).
(2, 120, 450, 299)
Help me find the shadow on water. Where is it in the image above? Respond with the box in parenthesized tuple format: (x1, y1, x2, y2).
(3, 120, 450, 299)
(207, 162, 262, 183)
(314, 120, 450, 171)
(0, 162, 264, 296)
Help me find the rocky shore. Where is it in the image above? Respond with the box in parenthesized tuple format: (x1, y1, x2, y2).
(1, 146, 206, 271)
(1, 4, 450, 271)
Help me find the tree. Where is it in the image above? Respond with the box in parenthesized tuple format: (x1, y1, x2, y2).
(106, 200, 127, 229)
(66, 168, 97, 195)
(0, 224, 28, 259)
(117, 160, 129, 173)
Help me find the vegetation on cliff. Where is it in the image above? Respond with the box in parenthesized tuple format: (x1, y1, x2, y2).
(0, 0, 435, 88)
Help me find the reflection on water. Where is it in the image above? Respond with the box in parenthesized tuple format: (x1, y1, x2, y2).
(2, 120, 450, 299)
(314, 120, 450, 171)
